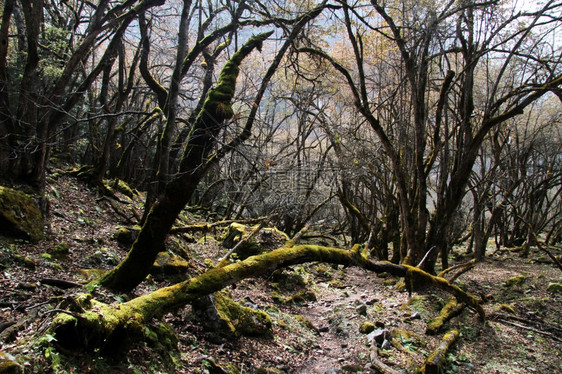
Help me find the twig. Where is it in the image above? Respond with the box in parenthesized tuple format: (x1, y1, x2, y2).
(493, 317, 562, 343)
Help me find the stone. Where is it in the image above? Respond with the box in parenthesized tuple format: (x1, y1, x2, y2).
(0, 186, 43, 241)
(504, 275, 526, 287)
(547, 282, 562, 294)
(325, 368, 343, 374)
(151, 252, 190, 275)
(0, 352, 23, 374)
(356, 303, 367, 316)
(359, 321, 375, 334)
(367, 328, 390, 346)
(381, 339, 391, 350)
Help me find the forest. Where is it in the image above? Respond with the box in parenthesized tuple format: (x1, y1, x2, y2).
(0, 0, 561, 373)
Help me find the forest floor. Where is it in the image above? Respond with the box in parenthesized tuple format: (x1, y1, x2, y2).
(1, 172, 561, 373)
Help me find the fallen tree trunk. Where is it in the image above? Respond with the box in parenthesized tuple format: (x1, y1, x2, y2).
(49, 245, 484, 353)
(425, 297, 465, 335)
(420, 329, 459, 374)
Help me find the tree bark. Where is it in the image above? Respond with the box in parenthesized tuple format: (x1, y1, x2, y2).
(98, 32, 274, 291)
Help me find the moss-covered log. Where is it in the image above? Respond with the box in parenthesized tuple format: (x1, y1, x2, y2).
(425, 297, 465, 335)
(50, 245, 484, 353)
(420, 329, 459, 374)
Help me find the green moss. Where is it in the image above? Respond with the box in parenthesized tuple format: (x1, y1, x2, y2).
(504, 275, 526, 287)
(0, 186, 44, 241)
(142, 322, 178, 351)
(294, 314, 318, 333)
(212, 292, 273, 337)
(221, 223, 263, 259)
(497, 303, 516, 314)
(151, 252, 189, 275)
(0, 352, 23, 374)
(359, 321, 375, 334)
(114, 226, 141, 245)
(547, 283, 562, 294)
(272, 289, 316, 305)
(426, 297, 458, 335)
(49, 242, 70, 259)
(106, 178, 136, 198)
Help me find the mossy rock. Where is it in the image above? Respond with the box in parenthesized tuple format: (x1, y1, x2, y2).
(546, 283, 562, 294)
(151, 252, 190, 275)
(0, 186, 44, 241)
(221, 223, 289, 260)
(221, 223, 263, 259)
(496, 303, 516, 314)
(104, 178, 136, 199)
(193, 291, 273, 338)
(294, 314, 319, 333)
(270, 269, 307, 292)
(114, 226, 140, 245)
(142, 322, 179, 351)
(359, 321, 376, 334)
(504, 275, 526, 287)
(49, 242, 70, 259)
(272, 290, 316, 305)
(0, 352, 23, 374)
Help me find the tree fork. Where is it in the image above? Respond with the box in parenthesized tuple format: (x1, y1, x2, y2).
(50, 245, 484, 352)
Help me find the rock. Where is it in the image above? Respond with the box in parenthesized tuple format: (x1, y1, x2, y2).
(0, 352, 23, 374)
(114, 226, 140, 245)
(359, 321, 376, 334)
(367, 328, 389, 346)
(356, 303, 367, 316)
(504, 275, 526, 287)
(325, 368, 343, 374)
(192, 291, 273, 338)
(381, 339, 391, 350)
(0, 186, 43, 241)
(151, 252, 190, 275)
(222, 223, 288, 260)
(547, 282, 562, 294)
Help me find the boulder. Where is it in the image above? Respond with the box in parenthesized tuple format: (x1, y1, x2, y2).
(0, 186, 43, 241)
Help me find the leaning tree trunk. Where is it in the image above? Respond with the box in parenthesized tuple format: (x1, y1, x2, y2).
(98, 32, 273, 292)
(50, 244, 485, 353)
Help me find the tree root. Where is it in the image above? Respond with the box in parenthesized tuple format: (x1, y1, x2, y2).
(49, 245, 484, 352)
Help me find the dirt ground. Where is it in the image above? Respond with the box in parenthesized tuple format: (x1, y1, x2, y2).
(0, 174, 561, 373)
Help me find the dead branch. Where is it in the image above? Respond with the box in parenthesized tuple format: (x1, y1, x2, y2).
(39, 278, 83, 289)
(438, 259, 476, 278)
(532, 234, 562, 273)
(492, 313, 562, 343)
(170, 217, 269, 234)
